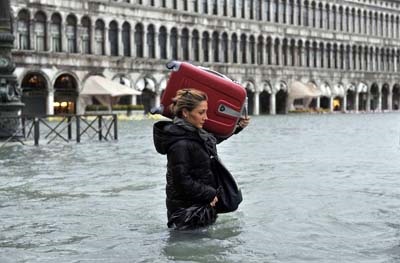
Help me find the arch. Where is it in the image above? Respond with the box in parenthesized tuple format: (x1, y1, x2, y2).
(181, 28, 189, 61)
(202, 31, 210, 62)
(135, 76, 157, 113)
(222, 32, 229, 63)
(34, 11, 47, 51)
(135, 23, 145, 58)
(266, 37, 272, 65)
(122, 22, 131, 57)
(275, 81, 288, 114)
(192, 29, 200, 61)
(50, 13, 62, 52)
(357, 82, 368, 111)
(212, 31, 219, 62)
(392, 83, 400, 110)
(260, 81, 272, 114)
(240, 34, 247, 64)
(332, 82, 345, 111)
(81, 16, 92, 54)
(159, 26, 168, 59)
(21, 72, 49, 115)
(53, 74, 79, 114)
(109, 20, 119, 56)
(257, 35, 264, 65)
(66, 14, 78, 53)
(147, 24, 156, 59)
(346, 83, 356, 111)
(231, 33, 238, 63)
(382, 83, 390, 111)
(249, 35, 256, 64)
(17, 9, 30, 50)
(370, 83, 379, 111)
(94, 19, 105, 55)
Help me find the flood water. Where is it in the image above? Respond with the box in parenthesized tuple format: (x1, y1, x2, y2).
(1, 113, 400, 263)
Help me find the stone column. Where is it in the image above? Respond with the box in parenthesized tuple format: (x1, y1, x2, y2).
(29, 20, 35, 51)
(130, 26, 135, 57)
(47, 90, 54, 115)
(260, 0, 265, 21)
(118, 28, 123, 56)
(227, 0, 232, 17)
(143, 27, 149, 58)
(270, 0, 274, 22)
(104, 26, 110, 56)
(355, 92, 359, 112)
(155, 93, 161, 108)
(366, 92, 371, 111)
(342, 93, 347, 112)
(270, 92, 276, 115)
(229, 35, 234, 63)
(378, 92, 382, 111)
(61, 22, 68, 52)
(90, 22, 96, 54)
(154, 27, 160, 59)
(388, 91, 393, 111)
(46, 20, 52, 52)
(253, 91, 260, 115)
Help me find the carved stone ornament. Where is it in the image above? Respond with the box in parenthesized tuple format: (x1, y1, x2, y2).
(0, 57, 9, 67)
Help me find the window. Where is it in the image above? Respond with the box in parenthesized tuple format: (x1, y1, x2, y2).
(81, 17, 91, 54)
(95, 20, 105, 55)
(159, 27, 167, 59)
(109, 21, 119, 56)
(17, 10, 30, 50)
(122, 22, 131, 56)
(35, 12, 46, 51)
(66, 15, 77, 53)
(135, 23, 144, 58)
(147, 25, 155, 59)
(51, 14, 62, 52)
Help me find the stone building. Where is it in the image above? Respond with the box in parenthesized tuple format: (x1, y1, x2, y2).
(10, 0, 400, 115)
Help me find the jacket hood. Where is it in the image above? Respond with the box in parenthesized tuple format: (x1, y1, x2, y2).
(153, 120, 197, 154)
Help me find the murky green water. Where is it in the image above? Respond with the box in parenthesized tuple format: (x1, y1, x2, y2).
(1, 113, 400, 263)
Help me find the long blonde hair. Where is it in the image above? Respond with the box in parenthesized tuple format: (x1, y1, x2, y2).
(170, 89, 208, 118)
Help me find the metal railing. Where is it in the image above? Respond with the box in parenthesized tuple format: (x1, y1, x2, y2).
(0, 114, 118, 147)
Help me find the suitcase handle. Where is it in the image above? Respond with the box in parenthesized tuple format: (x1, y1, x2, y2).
(166, 61, 181, 71)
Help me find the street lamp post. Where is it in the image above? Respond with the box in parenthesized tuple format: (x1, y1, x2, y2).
(0, 0, 24, 139)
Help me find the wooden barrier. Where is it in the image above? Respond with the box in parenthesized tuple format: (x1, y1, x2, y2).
(0, 114, 118, 147)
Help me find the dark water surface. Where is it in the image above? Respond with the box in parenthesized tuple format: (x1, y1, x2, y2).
(1, 113, 400, 263)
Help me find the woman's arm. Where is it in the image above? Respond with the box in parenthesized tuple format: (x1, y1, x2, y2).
(215, 117, 251, 143)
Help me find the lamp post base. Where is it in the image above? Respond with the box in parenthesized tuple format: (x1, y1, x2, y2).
(0, 102, 24, 139)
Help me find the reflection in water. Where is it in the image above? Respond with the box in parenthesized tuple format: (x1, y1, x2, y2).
(163, 217, 243, 262)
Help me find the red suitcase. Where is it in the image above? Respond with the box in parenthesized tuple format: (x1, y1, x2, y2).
(153, 61, 247, 137)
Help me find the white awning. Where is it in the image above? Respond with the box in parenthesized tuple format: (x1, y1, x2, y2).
(288, 81, 321, 99)
(81, 76, 141, 97)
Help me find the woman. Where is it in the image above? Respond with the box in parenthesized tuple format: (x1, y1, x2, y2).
(153, 89, 249, 229)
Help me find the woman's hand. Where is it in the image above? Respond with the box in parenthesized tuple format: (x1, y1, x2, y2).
(238, 117, 250, 129)
(210, 196, 218, 207)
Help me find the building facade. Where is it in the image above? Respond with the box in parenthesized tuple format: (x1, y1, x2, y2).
(10, 0, 400, 115)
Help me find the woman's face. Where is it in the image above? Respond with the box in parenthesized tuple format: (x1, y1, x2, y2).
(185, 100, 208, 129)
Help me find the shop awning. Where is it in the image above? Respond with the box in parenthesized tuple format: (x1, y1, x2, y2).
(288, 81, 321, 99)
(81, 76, 141, 97)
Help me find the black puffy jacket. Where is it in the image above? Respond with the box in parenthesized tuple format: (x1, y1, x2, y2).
(153, 121, 218, 217)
